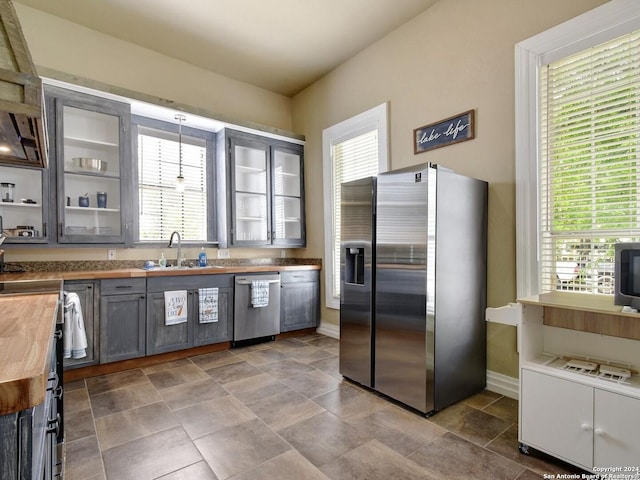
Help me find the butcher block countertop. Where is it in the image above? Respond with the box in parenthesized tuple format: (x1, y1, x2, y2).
(0, 260, 320, 282)
(0, 293, 59, 415)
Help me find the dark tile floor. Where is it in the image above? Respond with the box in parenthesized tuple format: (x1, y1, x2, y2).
(63, 333, 583, 480)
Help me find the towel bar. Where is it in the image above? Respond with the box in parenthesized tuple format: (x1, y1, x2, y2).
(236, 279, 280, 285)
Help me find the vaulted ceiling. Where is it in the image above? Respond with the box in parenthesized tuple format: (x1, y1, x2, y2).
(15, 0, 439, 96)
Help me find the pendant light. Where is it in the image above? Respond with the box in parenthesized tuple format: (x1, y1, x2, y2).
(175, 114, 186, 192)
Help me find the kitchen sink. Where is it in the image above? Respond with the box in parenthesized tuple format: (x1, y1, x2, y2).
(145, 265, 225, 271)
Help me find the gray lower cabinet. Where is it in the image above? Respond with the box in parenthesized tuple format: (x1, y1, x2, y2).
(146, 274, 233, 355)
(63, 280, 98, 369)
(99, 278, 146, 363)
(280, 270, 320, 332)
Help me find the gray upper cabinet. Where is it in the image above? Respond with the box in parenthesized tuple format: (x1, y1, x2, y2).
(0, 163, 50, 243)
(45, 85, 132, 244)
(217, 129, 305, 248)
(146, 274, 233, 355)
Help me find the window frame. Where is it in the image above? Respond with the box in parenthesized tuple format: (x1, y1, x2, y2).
(132, 115, 217, 246)
(515, 0, 640, 299)
(322, 103, 389, 309)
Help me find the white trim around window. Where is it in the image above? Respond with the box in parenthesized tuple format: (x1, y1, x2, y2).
(514, 0, 640, 299)
(322, 103, 389, 309)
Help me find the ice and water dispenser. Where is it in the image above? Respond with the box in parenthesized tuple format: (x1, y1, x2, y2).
(345, 247, 365, 285)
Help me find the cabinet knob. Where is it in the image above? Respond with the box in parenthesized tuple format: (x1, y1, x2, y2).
(594, 428, 606, 437)
(580, 423, 592, 432)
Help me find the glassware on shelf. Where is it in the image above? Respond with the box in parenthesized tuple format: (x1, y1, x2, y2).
(1, 183, 15, 203)
(97, 192, 107, 208)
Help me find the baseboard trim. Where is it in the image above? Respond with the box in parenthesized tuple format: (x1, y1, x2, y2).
(486, 370, 519, 400)
(317, 320, 339, 339)
(316, 321, 519, 400)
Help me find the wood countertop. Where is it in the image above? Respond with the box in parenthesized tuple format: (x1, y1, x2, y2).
(0, 293, 59, 415)
(0, 264, 320, 282)
(0, 263, 320, 414)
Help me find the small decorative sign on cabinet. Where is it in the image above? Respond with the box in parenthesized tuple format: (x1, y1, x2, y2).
(413, 109, 475, 154)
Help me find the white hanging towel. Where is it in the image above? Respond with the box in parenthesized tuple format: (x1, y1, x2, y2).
(164, 290, 188, 325)
(63, 292, 87, 359)
(199, 287, 219, 323)
(250, 280, 270, 308)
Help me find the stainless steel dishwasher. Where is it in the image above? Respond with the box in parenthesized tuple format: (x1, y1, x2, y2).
(233, 273, 281, 345)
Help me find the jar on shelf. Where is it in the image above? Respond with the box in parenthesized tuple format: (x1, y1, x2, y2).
(1, 183, 15, 203)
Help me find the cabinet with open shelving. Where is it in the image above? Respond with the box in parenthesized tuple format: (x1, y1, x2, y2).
(45, 85, 131, 244)
(0, 164, 49, 243)
(518, 292, 640, 471)
(217, 129, 305, 248)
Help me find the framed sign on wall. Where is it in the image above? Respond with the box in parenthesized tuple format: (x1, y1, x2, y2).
(413, 110, 475, 154)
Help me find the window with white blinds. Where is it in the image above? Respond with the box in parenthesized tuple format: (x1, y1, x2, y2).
(331, 130, 380, 298)
(137, 125, 208, 242)
(322, 103, 388, 309)
(539, 29, 640, 294)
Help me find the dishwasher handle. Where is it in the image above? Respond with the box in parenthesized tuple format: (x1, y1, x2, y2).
(236, 279, 280, 286)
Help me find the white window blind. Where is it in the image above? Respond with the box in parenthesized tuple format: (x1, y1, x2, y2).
(331, 130, 380, 299)
(539, 29, 640, 294)
(138, 126, 207, 242)
(322, 103, 388, 309)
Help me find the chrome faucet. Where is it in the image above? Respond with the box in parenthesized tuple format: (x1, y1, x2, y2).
(168, 231, 182, 267)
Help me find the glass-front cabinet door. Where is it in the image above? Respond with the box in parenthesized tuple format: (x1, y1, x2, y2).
(231, 137, 271, 246)
(48, 87, 131, 244)
(0, 164, 49, 243)
(272, 143, 305, 246)
(224, 129, 305, 248)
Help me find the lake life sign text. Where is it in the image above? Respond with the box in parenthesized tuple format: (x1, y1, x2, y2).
(413, 110, 475, 154)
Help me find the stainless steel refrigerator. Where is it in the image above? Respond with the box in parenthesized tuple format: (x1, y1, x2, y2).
(339, 176, 376, 387)
(339, 165, 487, 414)
(375, 163, 487, 414)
